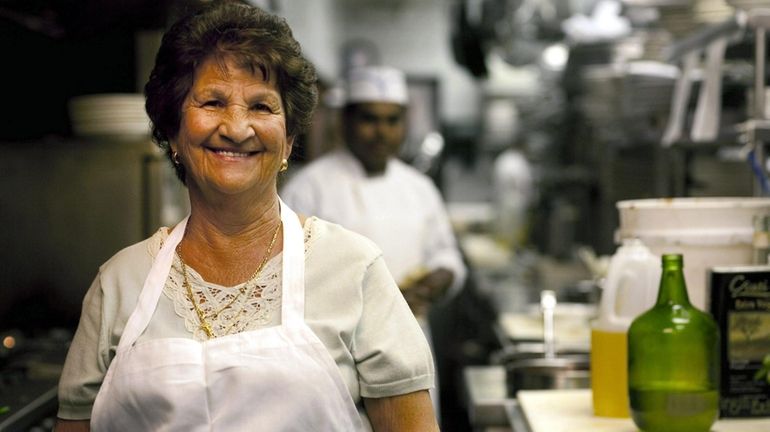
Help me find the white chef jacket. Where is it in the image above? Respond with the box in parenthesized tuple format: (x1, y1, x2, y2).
(281, 148, 466, 297)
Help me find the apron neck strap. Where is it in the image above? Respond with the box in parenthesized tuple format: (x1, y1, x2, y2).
(117, 215, 188, 351)
(117, 200, 306, 350)
(278, 199, 305, 326)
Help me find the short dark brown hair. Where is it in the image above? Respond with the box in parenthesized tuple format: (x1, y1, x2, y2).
(144, 0, 318, 181)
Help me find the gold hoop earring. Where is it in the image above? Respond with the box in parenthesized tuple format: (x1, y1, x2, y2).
(279, 159, 288, 172)
(172, 151, 181, 166)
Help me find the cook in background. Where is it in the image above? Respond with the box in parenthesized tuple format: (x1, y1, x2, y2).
(54, 2, 437, 431)
(280, 65, 468, 417)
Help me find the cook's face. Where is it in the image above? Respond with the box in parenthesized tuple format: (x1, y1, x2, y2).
(171, 56, 292, 197)
(344, 102, 406, 174)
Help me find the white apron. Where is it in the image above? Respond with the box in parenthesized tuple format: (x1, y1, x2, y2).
(90, 202, 364, 431)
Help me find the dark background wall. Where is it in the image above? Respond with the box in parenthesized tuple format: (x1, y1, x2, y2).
(0, 0, 171, 141)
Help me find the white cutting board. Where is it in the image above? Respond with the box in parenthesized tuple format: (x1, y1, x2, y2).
(517, 389, 770, 432)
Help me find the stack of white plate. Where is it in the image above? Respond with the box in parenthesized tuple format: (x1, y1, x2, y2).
(726, 0, 770, 11)
(69, 93, 150, 140)
(658, 0, 734, 38)
(577, 60, 677, 146)
(692, 0, 735, 20)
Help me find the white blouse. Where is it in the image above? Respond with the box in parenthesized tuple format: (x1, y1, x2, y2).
(57, 217, 434, 427)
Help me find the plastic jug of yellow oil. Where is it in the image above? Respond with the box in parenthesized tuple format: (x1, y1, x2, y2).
(591, 238, 659, 417)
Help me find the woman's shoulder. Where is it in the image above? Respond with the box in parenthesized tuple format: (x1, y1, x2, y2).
(97, 228, 166, 280)
(305, 216, 382, 261)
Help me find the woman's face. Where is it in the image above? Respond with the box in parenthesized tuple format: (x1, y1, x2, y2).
(171, 56, 292, 198)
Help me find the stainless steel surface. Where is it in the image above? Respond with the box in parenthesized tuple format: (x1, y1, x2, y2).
(750, 9, 770, 194)
(517, 388, 770, 432)
(664, 13, 746, 62)
(506, 356, 591, 396)
(463, 366, 512, 429)
(662, 52, 698, 147)
(504, 401, 532, 432)
(494, 287, 592, 395)
(0, 386, 58, 432)
(691, 36, 728, 142)
(492, 343, 590, 364)
(755, 27, 766, 120)
(0, 139, 188, 327)
(464, 366, 770, 432)
(463, 365, 538, 432)
(0, 329, 70, 432)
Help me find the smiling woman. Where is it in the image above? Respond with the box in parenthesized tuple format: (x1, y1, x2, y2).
(173, 56, 292, 201)
(53, 1, 439, 431)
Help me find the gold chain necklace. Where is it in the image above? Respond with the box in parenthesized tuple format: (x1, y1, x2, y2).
(176, 220, 282, 339)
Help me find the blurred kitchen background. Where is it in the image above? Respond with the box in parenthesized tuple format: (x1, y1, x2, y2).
(1, 0, 769, 431)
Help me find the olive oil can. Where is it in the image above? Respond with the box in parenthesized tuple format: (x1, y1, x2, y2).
(709, 266, 770, 418)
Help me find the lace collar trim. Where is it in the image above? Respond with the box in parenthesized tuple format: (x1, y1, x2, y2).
(146, 217, 317, 340)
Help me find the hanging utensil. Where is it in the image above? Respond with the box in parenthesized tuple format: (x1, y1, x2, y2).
(691, 36, 728, 142)
(541, 290, 557, 359)
(662, 52, 697, 147)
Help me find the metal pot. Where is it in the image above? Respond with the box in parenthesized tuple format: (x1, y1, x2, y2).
(492, 342, 588, 364)
(506, 355, 590, 395)
(504, 290, 591, 395)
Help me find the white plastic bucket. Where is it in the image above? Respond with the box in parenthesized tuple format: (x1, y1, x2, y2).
(616, 197, 770, 310)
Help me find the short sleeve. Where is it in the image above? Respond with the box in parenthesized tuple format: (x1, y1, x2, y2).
(57, 273, 109, 419)
(351, 255, 435, 398)
(56, 234, 158, 420)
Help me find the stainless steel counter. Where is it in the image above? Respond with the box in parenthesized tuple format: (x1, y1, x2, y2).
(462, 366, 530, 432)
(464, 366, 770, 432)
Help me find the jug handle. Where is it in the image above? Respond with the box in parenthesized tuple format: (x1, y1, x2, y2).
(601, 266, 631, 329)
(600, 252, 658, 329)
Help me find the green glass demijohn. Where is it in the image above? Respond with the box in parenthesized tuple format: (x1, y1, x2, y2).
(627, 254, 720, 432)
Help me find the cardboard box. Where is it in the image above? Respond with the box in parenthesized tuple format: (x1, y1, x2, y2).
(709, 266, 770, 418)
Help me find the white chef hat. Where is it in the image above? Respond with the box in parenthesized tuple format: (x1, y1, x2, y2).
(345, 66, 409, 106)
